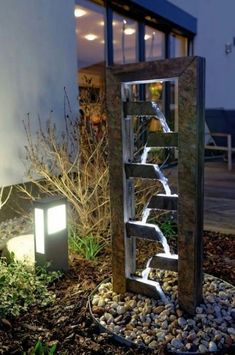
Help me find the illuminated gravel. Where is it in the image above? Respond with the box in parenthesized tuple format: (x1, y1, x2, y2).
(91, 271, 235, 353)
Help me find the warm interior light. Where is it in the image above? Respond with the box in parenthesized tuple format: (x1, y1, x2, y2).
(74, 8, 86, 18)
(144, 34, 151, 40)
(124, 27, 135, 35)
(47, 204, 66, 235)
(84, 33, 98, 41)
(35, 208, 45, 254)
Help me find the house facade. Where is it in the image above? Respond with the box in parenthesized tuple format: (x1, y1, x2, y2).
(0, 0, 78, 186)
(0, 0, 234, 186)
(169, 0, 235, 109)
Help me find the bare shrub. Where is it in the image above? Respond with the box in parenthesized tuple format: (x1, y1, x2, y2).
(21, 85, 159, 252)
(22, 118, 109, 243)
(0, 186, 12, 210)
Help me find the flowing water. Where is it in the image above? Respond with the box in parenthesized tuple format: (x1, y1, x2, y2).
(151, 102, 171, 133)
(140, 147, 151, 164)
(141, 257, 169, 304)
(134, 221, 171, 255)
(142, 207, 151, 224)
(139, 103, 173, 302)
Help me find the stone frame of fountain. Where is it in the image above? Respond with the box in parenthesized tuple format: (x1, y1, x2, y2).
(106, 56, 205, 315)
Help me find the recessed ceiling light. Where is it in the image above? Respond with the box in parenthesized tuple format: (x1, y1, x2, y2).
(124, 28, 135, 35)
(84, 33, 98, 41)
(74, 8, 86, 18)
(99, 21, 105, 26)
(144, 34, 151, 40)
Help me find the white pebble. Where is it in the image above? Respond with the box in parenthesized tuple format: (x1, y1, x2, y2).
(227, 327, 235, 335)
(208, 341, 217, 352)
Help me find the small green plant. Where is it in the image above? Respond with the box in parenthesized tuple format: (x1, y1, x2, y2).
(69, 226, 105, 260)
(30, 340, 57, 355)
(159, 220, 177, 238)
(0, 257, 61, 318)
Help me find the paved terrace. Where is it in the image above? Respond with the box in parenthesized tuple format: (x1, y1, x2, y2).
(204, 160, 235, 234)
(166, 160, 235, 235)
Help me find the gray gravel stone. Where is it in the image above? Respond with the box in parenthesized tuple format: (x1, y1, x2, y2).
(171, 338, 183, 349)
(208, 341, 217, 352)
(199, 344, 208, 353)
(91, 271, 235, 354)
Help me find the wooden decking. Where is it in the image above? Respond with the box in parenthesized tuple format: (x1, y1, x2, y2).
(166, 159, 235, 235)
(204, 160, 235, 234)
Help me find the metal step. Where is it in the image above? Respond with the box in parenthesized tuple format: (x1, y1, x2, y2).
(147, 194, 178, 211)
(125, 163, 163, 179)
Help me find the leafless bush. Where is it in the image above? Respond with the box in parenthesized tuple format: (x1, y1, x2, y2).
(0, 186, 12, 210)
(22, 90, 110, 243)
(22, 83, 159, 249)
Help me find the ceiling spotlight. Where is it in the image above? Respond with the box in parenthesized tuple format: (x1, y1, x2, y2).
(124, 28, 135, 35)
(74, 8, 86, 18)
(144, 34, 151, 40)
(84, 33, 98, 41)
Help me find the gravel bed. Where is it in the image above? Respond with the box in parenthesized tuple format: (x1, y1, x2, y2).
(90, 272, 235, 353)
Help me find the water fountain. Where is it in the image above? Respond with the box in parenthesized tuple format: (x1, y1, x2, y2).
(89, 57, 235, 354)
(105, 56, 205, 315)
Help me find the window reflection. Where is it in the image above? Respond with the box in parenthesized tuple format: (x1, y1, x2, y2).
(145, 26, 165, 61)
(75, 0, 105, 95)
(113, 13, 137, 64)
(170, 33, 188, 57)
(75, 0, 106, 138)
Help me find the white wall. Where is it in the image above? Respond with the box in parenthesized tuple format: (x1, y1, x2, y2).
(169, 0, 235, 110)
(0, 0, 78, 186)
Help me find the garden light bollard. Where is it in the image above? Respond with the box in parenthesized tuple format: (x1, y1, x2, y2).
(33, 196, 68, 271)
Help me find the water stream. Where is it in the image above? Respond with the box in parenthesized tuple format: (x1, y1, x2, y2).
(139, 103, 173, 303)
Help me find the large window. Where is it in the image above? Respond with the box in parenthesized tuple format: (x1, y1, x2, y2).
(170, 33, 188, 57)
(75, 0, 190, 124)
(75, 0, 106, 95)
(113, 13, 138, 64)
(145, 26, 165, 61)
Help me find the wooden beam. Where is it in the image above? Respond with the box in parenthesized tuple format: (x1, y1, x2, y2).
(177, 56, 205, 314)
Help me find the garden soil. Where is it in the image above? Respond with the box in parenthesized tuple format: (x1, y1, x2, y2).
(0, 232, 234, 354)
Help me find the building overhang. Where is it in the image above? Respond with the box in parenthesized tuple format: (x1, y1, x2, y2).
(126, 0, 197, 36)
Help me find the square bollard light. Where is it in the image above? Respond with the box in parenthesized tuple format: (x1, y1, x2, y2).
(33, 196, 68, 271)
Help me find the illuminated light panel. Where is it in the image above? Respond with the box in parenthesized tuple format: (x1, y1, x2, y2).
(34, 208, 45, 254)
(84, 33, 98, 41)
(47, 204, 66, 235)
(124, 27, 135, 35)
(74, 8, 86, 18)
(144, 34, 151, 40)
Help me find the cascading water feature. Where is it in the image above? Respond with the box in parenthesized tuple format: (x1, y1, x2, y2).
(151, 102, 171, 133)
(140, 103, 174, 299)
(141, 258, 169, 304)
(91, 58, 235, 354)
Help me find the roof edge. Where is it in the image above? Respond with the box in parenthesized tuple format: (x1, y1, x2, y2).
(129, 0, 197, 35)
